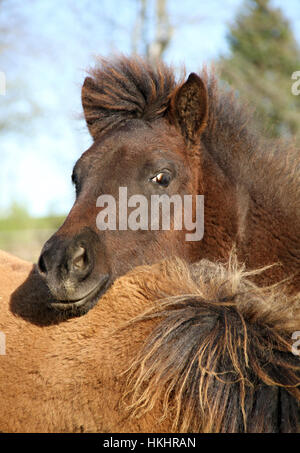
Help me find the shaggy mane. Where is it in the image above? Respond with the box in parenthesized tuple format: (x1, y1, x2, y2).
(82, 56, 178, 137)
(121, 255, 300, 433)
(200, 69, 300, 221)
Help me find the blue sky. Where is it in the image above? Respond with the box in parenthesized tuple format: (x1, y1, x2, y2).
(0, 0, 299, 217)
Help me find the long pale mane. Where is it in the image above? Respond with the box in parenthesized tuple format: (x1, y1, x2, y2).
(121, 255, 300, 433)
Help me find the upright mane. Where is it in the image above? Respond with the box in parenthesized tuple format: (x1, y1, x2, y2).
(81, 56, 178, 138)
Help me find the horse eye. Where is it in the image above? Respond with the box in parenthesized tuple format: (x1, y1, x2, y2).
(151, 172, 171, 187)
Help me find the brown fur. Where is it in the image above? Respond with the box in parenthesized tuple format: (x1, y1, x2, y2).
(83, 57, 300, 221)
(82, 56, 178, 139)
(39, 55, 299, 310)
(1, 250, 299, 432)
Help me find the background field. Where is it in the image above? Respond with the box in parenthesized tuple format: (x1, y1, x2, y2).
(0, 207, 65, 262)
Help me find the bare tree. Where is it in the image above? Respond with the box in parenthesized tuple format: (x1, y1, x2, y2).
(148, 0, 173, 62)
(132, 0, 173, 62)
(132, 0, 148, 55)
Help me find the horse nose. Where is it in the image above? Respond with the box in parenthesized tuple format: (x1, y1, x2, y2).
(72, 246, 87, 271)
(67, 245, 93, 280)
(37, 251, 48, 275)
(37, 241, 57, 276)
(38, 240, 92, 281)
(37, 228, 106, 304)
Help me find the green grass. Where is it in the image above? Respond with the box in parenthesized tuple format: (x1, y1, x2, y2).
(0, 215, 65, 232)
(0, 213, 66, 263)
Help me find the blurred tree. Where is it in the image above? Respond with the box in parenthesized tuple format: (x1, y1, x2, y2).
(132, 0, 173, 62)
(0, 0, 42, 132)
(219, 0, 300, 141)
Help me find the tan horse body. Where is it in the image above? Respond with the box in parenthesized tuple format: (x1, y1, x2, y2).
(0, 249, 299, 433)
(0, 250, 163, 432)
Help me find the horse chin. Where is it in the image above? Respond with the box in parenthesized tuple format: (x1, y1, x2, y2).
(48, 275, 111, 315)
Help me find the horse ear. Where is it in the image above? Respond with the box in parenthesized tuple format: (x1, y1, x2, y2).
(81, 76, 98, 140)
(168, 73, 208, 143)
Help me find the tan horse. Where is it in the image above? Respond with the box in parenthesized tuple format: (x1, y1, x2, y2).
(0, 249, 299, 432)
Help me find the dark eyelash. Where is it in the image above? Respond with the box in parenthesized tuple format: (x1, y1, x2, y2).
(71, 172, 77, 185)
(71, 173, 80, 196)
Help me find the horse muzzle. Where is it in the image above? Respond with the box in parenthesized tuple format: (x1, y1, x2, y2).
(37, 227, 110, 312)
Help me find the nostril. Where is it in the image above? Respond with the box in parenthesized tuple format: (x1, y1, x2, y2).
(38, 253, 47, 275)
(72, 246, 87, 271)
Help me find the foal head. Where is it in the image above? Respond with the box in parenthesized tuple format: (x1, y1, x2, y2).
(38, 57, 208, 314)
